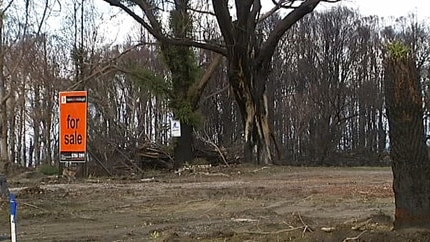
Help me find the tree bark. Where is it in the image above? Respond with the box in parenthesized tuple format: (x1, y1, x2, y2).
(173, 122, 193, 169)
(161, 0, 199, 168)
(0, 8, 8, 173)
(228, 56, 275, 164)
(384, 50, 430, 230)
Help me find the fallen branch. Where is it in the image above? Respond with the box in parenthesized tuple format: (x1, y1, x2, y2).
(195, 131, 229, 167)
(21, 202, 49, 212)
(116, 204, 132, 209)
(235, 226, 305, 235)
(140, 177, 157, 182)
(321, 227, 335, 232)
(144, 134, 175, 166)
(343, 231, 366, 242)
(253, 166, 269, 173)
(351, 218, 372, 231)
(197, 172, 230, 177)
(231, 218, 259, 223)
(185, 199, 205, 205)
(201, 198, 224, 215)
(297, 212, 313, 236)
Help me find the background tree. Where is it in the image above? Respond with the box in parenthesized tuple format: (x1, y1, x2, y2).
(0, 1, 8, 173)
(0, 0, 54, 172)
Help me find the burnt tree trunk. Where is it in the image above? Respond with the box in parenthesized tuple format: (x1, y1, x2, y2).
(173, 122, 193, 169)
(228, 51, 274, 164)
(213, 0, 323, 164)
(384, 47, 430, 230)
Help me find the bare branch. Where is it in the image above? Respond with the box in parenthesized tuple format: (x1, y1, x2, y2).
(104, 0, 227, 55)
(68, 43, 146, 90)
(36, 0, 49, 36)
(195, 130, 229, 167)
(103, 0, 164, 40)
(2, 0, 15, 13)
(188, 5, 215, 16)
(259, 0, 336, 65)
(261, 0, 340, 22)
(133, 0, 164, 35)
(160, 37, 227, 55)
(212, 0, 234, 48)
(259, 0, 290, 22)
(189, 53, 223, 108)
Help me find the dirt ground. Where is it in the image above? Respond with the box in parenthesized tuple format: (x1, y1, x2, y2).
(1, 165, 429, 241)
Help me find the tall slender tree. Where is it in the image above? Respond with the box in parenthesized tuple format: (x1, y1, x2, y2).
(103, 0, 222, 167)
(161, 0, 201, 168)
(0, 2, 7, 173)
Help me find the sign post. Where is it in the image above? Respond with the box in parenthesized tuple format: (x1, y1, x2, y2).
(59, 91, 88, 163)
(10, 193, 17, 242)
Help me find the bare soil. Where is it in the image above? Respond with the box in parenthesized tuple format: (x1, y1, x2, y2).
(0, 165, 429, 241)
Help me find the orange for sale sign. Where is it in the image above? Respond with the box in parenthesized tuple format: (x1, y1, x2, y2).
(59, 91, 88, 163)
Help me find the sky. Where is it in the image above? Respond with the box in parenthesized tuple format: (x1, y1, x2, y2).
(91, 0, 430, 45)
(326, 0, 430, 20)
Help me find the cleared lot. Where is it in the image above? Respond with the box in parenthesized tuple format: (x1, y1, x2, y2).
(1, 165, 426, 241)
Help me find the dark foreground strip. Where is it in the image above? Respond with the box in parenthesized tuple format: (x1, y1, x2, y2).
(0, 235, 10, 241)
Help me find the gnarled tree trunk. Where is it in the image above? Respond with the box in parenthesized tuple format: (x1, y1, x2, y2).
(385, 45, 430, 230)
(229, 57, 274, 164)
(213, 0, 326, 164)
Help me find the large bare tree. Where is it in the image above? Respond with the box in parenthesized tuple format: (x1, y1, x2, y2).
(103, 0, 223, 167)
(102, 0, 340, 164)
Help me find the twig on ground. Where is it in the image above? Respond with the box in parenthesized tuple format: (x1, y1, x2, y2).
(343, 231, 366, 242)
(297, 212, 313, 235)
(252, 166, 269, 173)
(235, 226, 305, 235)
(185, 199, 205, 204)
(140, 177, 157, 182)
(321, 227, 336, 232)
(201, 198, 224, 215)
(21, 202, 49, 212)
(197, 172, 230, 177)
(116, 204, 132, 209)
(231, 218, 258, 222)
(351, 218, 372, 230)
